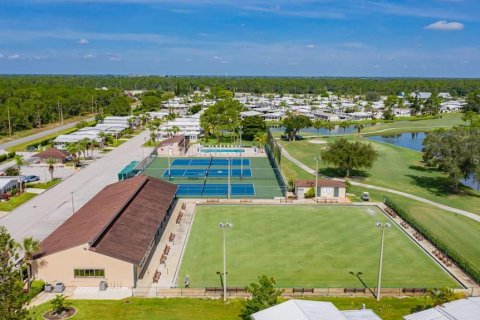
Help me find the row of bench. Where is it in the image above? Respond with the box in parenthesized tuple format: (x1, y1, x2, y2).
(176, 211, 184, 224)
(204, 287, 427, 294)
(315, 198, 339, 203)
(153, 271, 161, 283)
(432, 250, 454, 267)
(384, 207, 397, 218)
(413, 231, 424, 241)
(400, 221, 409, 229)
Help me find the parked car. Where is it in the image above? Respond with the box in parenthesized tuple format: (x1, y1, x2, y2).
(22, 175, 40, 183)
(360, 192, 370, 201)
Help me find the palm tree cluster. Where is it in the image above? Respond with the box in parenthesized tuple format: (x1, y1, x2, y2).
(65, 138, 101, 167)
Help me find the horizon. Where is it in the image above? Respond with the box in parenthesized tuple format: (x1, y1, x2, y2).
(1, 1, 479, 77)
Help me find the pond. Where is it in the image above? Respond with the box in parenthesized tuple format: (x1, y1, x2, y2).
(367, 132, 479, 190)
(268, 123, 378, 135)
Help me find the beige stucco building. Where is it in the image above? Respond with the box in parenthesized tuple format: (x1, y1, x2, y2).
(32, 176, 177, 288)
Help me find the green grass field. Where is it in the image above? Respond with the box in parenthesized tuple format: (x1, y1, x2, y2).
(279, 137, 480, 215)
(0, 192, 37, 211)
(142, 156, 283, 198)
(29, 297, 430, 320)
(177, 205, 458, 289)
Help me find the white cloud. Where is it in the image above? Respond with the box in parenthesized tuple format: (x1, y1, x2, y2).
(425, 20, 464, 31)
(83, 53, 96, 59)
(78, 38, 89, 44)
(0, 52, 4, 59)
(109, 56, 121, 61)
(8, 54, 20, 60)
(306, 44, 316, 49)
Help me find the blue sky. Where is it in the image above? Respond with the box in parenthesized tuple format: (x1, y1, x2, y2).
(0, 0, 479, 77)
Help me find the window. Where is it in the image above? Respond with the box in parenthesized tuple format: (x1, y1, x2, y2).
(74, 269, 105, 278)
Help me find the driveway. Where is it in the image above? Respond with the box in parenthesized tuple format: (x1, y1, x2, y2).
(0, 131, 152, 243)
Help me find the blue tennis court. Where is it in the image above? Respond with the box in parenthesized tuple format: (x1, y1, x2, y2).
(163, 168, 252, 178)
(176, 183, 255, 196)
(171, 158, 250, 167)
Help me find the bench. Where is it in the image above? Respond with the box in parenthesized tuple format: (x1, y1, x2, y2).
(292, 288, 314, 294)
(205, 287, 222, 293)
(160, 254, 167, 264)
(153, 271, 161, 283)
(227, 287, 247, 293)
(344, 288, 366, 294)
(402, 288, 427, 294)
(207, 198, 220, 203)
(169, 232, 176, 242)
(176, 211, 183, 224)
(163, 245, 170, 256)
(240, 199, 252, 203)
(181, 202, 187, 210)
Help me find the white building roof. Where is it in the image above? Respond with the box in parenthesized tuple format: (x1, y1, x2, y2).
(0, 177, 19, 189)
(252, 300, 346, 320)
(404, 298, 480, 320)
(241, 111, 263, 117)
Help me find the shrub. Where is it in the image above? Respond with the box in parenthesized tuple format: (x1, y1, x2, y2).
(51, 294, 72, 315)
(304, 187, 316, 199)
(4, 167, 20, 176)
(27, 280, 45, 301)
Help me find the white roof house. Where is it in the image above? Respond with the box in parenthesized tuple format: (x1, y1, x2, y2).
(241, 110, 263, 117)
(394, 108, 412, 117)
(438, 92, 452, 99)
(410, 92, 432, 100)
(159, 117, 202, 140)
(251, 300, 381, 320)
(404, 297, 480, 320)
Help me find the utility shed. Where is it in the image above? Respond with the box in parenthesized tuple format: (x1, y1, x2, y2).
(32, 175, 177, 288)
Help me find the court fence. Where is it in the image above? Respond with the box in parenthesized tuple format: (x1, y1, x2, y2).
(265, 143, 286, 197)
(131, 286, 480, 298)
(135, 147, 158, 172)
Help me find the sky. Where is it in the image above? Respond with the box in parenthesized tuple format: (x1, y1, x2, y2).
(0, 0, 479, 77)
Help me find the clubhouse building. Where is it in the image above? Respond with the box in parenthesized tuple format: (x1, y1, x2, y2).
(32, 176, 177, 288)
(295, 179, 346, 200)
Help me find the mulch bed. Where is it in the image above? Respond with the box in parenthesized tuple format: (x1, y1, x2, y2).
(43, 307, 76, 320)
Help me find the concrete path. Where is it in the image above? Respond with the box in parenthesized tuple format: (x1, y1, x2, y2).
(0, 131, 152, 243)
(0, 117, 94, 151)
(281, 148, 480, 223)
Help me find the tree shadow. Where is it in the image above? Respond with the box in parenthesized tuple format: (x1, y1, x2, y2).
(319, 167, 371, 180)
(409, 165, 440, 174)
(349, 271, 376, 297)
(406, 174, 480, 198)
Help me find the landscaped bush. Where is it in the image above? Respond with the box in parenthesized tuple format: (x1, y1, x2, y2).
(304, 187, 315, 199)
(0, 151, 16, 163)
(27, 280, 45, 301)
(384, 196, 480, 284)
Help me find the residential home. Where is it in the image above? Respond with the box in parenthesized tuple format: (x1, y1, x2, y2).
(32, 148, 70, 164)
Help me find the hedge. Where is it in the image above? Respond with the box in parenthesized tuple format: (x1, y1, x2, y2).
(384, 196, 480, 284)
(0, 151, 16, 163)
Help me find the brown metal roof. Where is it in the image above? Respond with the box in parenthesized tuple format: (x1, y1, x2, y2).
(36, 176, 177, 265)
(158, 135, 185, 148)
(32, 148, 70, 159)
(295, 179, 346, 188)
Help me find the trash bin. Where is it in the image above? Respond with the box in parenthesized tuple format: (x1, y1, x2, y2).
(99, 281, 108, 291)
(54, 282, 65, 293)
(44, 283, 52, 292)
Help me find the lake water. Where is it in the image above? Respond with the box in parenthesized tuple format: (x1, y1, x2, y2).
(268, 124, 377, 135)
(367, 132, 479, 190)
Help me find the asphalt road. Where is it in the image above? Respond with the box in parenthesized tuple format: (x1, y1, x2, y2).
(0, 130, 152, 242)
(0, 117, 94, 151)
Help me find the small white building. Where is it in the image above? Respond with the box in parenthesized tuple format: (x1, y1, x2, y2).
(295, 179, 347, 199)
(404, 297, 480, 320)
(315, 112, 340, 122)
(0, 177, 20, 196)
(393, 108, 412, 117)
(251, 300, 381, 320)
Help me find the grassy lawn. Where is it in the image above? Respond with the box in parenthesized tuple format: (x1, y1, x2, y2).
(178, 205, 458, 289)
(29, 296, 430, 320)
(26, 178, 62, 189)
(279, 137, 480, 215)
(348, 185, 480, 275)
(110, 139, 127, 148)
(0, 192, 37, 211)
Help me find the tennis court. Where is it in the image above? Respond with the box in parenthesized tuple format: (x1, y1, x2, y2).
(142, 156, 284, 198)
(162, 168, 252, 178)
(172, 158, 250, 166)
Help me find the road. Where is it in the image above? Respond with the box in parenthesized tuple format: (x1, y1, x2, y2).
(0, 131, 152, 242)
(281, 147, 480, 223)
(0, 117, 94, 151)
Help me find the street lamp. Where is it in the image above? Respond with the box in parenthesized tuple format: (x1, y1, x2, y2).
(219, 222, 233, 302)
(314, 156, 320, 200)
(239, 125, 243, 147)
(375, 222, 391, 301)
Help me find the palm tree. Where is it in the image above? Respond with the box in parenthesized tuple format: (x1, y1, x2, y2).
(19, 237, 40, 291)
(45, 158, 57, 181)
(253, 132, 267, 149)
(354, 123, 364, 137)
(171, 125, 181, 136)
(98, 132, 108, 150)
(66, 143, 80, 168)
(14, 155, 27, 193)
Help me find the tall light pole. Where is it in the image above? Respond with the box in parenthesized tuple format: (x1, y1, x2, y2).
(71, 192, 75, 213)
(314, 156, 320, 200)
(239, 125, 243, 147)
(219, 222, 233, 302)
(375, 222, 391, 301)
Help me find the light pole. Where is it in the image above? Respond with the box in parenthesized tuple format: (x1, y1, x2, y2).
(375, 222, 391, 301)
(168, 148, 172, 179)
(316, 156, 319, 199)
(219, 222, 233, 302)
(239, 125, 243, 147)
(71, 192, 75, 213)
